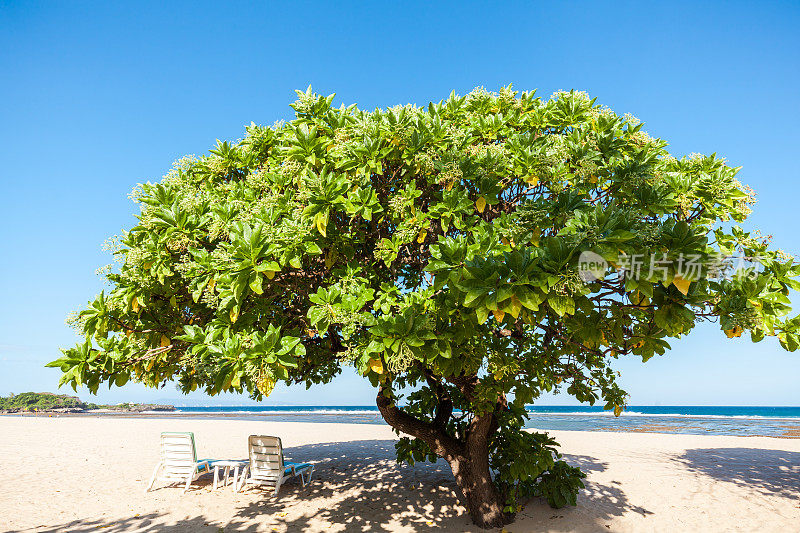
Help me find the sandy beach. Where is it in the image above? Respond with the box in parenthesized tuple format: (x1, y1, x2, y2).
(1, 417, 798, 533)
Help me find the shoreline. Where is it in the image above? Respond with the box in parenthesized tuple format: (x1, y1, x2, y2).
(4, 410, 799, 439)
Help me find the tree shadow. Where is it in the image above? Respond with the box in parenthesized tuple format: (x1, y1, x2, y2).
(673, 448, 800, 500)
(232, 439, 471, 531)
(513, 453, 652, 532)
(145, 472, 217, 493)
(18, 441, 652, 533)
(15, 513, 237, 533)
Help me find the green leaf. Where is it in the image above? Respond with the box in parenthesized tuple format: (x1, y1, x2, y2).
(463, 287, 487, 307)
(516, 288, 542, 310)
(249, 274, 263, 295)
(654, 304, 695, 335)
(547, 295, 575, 317)
(276, 352, 298, 368)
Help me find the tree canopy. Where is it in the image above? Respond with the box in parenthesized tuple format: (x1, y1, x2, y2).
(50, 86, 800, 527)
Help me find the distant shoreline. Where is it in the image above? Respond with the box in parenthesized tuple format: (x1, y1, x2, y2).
(0, 392, 175, 415)
(0, 406, 176, 415)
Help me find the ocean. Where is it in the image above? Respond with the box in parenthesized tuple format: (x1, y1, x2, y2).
(172, 405, 800, 438)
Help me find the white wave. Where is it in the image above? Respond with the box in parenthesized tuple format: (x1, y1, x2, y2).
(172, 407, 800, 422)
(525, 410, 800, 421)
(176, 408, 380, 415)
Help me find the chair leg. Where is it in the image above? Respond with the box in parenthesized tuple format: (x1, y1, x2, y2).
(236, 466, 249, 493)
(146, 463, 161, 493)
(183, 467, 195, 493)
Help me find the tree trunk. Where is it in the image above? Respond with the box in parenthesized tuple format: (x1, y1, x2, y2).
(447, 444, 513, 529)
(375, 389, 514, 529)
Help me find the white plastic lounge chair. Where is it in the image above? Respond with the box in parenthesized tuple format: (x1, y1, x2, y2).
(237, 435, 313, 495)
(146, 432, 210, 493)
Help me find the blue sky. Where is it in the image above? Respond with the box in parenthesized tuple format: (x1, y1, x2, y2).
(1, 1, 798, 406)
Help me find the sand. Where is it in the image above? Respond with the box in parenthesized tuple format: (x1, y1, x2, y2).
(1, 416, 798, 532)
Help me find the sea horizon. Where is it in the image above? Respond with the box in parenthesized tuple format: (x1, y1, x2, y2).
(172, 404, 800, 416)
(145, 404, 800, 438)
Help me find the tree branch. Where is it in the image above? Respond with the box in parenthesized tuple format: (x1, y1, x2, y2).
(375, 384, 462, 459)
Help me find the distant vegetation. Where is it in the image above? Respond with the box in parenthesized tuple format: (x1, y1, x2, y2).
(0, 392, 173, 412)
(0, 392, 90, 411)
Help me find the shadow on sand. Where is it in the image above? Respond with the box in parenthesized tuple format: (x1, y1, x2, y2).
(22, 440, 652, 533)
(513, 453, 652, 532)
(673, 447, 800, 500)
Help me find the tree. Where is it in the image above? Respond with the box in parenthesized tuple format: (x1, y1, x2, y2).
(50, 86, 800, 528)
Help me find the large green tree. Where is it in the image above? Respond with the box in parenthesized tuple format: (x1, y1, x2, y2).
(51, 86, 800, 528)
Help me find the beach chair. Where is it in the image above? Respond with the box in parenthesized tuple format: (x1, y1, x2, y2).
(237, 435, 313, 495)
(146, 432, 211, 493)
